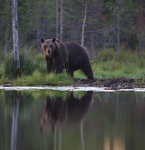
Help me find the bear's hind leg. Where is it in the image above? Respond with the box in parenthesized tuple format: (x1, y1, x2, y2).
(81, 64, 94, 80)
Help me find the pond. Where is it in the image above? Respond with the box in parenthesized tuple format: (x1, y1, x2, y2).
(0, 90, 145, 150)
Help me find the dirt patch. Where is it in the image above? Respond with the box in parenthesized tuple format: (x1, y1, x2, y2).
(73, 78, 145, 89)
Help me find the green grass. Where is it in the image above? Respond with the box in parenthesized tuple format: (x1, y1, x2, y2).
(74, 62, 145, 80)
(15, 70, 72, 86)
(1, 48, 145, 85)
(11, 61, 145, 85)
(93, 62, 145, 79)
(0, 76, 8, 85)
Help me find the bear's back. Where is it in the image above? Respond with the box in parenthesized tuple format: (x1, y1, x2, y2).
(64, 42, 90, 70)
(65, 42, 89, 62)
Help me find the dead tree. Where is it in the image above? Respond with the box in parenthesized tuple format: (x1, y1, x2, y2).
(12, 0, 20, 72)
(60, 0, 63, 40)
(55, 0, 63, 40)
(81, 4, 87, 47)
(56, 0, 59, 38)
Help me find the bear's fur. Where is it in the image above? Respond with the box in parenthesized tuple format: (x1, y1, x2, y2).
(41, 38, 94, 79)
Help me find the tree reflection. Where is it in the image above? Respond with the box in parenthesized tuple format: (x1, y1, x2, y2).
(11, 98, 20, 150)
(6, 91, 34, 150)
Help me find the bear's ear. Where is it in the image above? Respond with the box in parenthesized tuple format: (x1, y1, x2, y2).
(41, 39, 45, 43)
(52, 38, 56, 43)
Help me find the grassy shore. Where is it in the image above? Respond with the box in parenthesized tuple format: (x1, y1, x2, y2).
(0, 49, 145, 86)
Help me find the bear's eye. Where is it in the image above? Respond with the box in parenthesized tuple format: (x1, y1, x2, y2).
(44, 45, 47, 49)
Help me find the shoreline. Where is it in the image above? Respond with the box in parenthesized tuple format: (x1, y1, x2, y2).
(1, 78, 145, 92)
(0, 86, 145, 92)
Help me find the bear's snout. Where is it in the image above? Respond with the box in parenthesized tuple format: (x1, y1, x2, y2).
(48, 50, 51, 54)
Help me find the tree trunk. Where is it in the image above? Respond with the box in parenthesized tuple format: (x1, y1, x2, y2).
(12, 0, 20, 71)
(56, 0, 59, 39)
(59, 0, 63, 40)
(81, 4, 87, 47)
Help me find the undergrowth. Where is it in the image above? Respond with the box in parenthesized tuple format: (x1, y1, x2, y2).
(0, 48, 145, 85)
(15, 70, 72, 86)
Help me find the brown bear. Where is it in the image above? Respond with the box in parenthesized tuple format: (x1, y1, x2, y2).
(40, 38, 94, 79)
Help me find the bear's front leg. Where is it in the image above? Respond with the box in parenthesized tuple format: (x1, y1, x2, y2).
(45, 57, 53, 73)
(46, 62, 53, 73)
(53, 58, 64, 74)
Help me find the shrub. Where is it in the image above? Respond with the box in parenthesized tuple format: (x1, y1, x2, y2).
(114, 50, 137, 63)
(4, 51, 38, 79)
(35, 54, 47, 73)
(97, 49, 115, 62)
(0, 63, 4, 76)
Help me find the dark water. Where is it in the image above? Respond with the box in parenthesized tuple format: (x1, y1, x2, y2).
(0, 90, 145, 150)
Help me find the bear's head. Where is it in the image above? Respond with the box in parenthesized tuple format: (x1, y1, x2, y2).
(41, 38, 59, 57)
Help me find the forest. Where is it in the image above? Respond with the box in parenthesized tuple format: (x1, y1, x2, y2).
(0, 0, 145, 85)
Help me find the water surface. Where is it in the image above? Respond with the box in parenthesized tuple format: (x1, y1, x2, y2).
(0, 90, 145, 150)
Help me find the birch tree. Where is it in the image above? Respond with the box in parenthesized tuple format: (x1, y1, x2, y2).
(56, 0, 59, 38)
(59, 0, 63, 40)
(12, 0, 20, 73)
(81, 3, 87, 47)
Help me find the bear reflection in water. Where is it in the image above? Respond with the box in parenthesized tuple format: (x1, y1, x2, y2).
(40, 91, 93, 130)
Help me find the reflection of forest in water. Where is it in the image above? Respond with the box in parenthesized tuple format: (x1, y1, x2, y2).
(1, 91, 145, 150)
